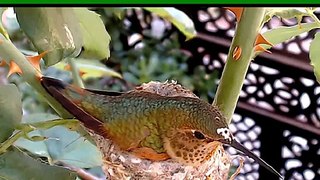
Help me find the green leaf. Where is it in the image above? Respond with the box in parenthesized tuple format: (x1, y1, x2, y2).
(0, 8, 10, 40)
(144, 7, 196, 40)
(104, 7, 126, 19)
(0, 147, 76, 180)
(0, 84, 22, 143)
(264, 8, 309, 23)
(310, 32, 320, 84)
(74, 8, 111, 60)
(254, 22, 319, 57)
(263, 22, 318, 47)
(54, 59, 122, 79)
(14, 113, 102, 168)
(15, 8, 83, 66)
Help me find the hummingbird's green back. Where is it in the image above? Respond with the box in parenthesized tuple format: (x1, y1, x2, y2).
(64, 89, 228, 152)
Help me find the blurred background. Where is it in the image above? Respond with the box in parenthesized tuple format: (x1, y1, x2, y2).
(1, 7, 319, 180)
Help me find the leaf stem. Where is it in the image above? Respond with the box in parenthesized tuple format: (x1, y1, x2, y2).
(309, 12, 320, 27)
(213, 8, 266, 124)
(0, 131, 23, 153)
(0, 119, 79, 154)
(68, 58, 85, 88)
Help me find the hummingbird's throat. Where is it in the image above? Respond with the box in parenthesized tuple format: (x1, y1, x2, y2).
(163, 131, 221, 166)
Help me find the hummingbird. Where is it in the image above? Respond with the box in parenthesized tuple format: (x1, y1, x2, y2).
(41, 76, 283, 179)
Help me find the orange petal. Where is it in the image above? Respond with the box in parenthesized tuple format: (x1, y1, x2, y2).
(254, 45, 271, 54)
(225, 7, 243, 22)
(64, 64, 71, 71)
(79, 71, 86, 77)
(232, 46, 242, 60)
(7, 61, 22, 77)
(0, 60, 7, 67)
(26, 51, 48, 72)
(255, 34, 273, 46)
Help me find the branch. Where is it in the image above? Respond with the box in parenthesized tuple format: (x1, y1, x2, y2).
(0, 34, 71, 118)
(213, 8, 267, 124)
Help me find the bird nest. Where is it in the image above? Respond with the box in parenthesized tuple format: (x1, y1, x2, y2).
(89, 81, 243, 179)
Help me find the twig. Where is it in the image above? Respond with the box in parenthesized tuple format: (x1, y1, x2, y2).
(68, 58, 85, 88)
(61, 162, 102, 180)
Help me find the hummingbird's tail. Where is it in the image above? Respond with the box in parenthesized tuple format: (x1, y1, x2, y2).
(41, 76, 107, 137)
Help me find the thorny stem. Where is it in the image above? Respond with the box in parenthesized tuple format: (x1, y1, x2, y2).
(0, 34, 72, 118)
(213, 8, 267, 124)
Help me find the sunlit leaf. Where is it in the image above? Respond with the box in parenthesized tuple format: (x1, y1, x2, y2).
(264, 8, 310, 23)
(310, 32, 320, 84)
(0, 84, 22, 143)
(144, 7, 196, 40)
(14, 113, 102, 168)
(15, 8, 83, 66)
(254, 22, 318, 57)
(15, 8, 111, 65)
(54, 59, 122, 79)
(0, 8, 10, 40)
(74, 8, 111, 60)
(0, 147, 76, 180)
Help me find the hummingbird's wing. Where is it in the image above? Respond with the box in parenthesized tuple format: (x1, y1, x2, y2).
(41, 76, 108, 137)
(85, 89, 124, 96)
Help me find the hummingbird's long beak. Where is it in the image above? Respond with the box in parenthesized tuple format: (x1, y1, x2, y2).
(220, 138, 283, 179)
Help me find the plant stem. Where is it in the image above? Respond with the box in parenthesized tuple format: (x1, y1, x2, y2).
(68, 58, 85, 88)
(309, 13, 320, 27)
(0, 131, 23, 153)
(213, 8, 266, 124)
(0, 119, 79, 153)
(0, 34, 71, 118)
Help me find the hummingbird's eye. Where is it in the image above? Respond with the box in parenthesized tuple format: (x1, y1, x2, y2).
(193, 131, 205, 140)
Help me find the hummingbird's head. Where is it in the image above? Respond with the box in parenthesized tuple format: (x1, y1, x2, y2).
(162, 98, 235, 166)
(163, 128, 223, 166)
(162, 98, 283, 178)
(191, 102, 234, 144)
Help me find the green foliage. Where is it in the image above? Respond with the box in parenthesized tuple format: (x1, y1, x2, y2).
(73, 8, 111, 60)
(1, 6, 320, 179)
(14, 113, 102, 168)
(0, 84, 22, 143)
(144, 7, 197, 40)
(0, 8, 9, 40)
(0, 148, 76, 180)
(15, 8, 83, 66)
(15, 8, 111, 66)
(117, 36, 191, 84)
(264, 8, 311, 24)
(310, 32, 320, 83)
(263, 23, 318, 46)
(260, 8, 320, 84)
(255, 22, 319, 57)
(54, 59, 122, 80)
(0, 8, 214, 179)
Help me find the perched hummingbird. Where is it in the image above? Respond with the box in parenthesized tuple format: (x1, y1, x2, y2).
(41, 76, 283, 179)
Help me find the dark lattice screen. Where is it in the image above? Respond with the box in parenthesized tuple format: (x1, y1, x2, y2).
(122, 8, 320, 180)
